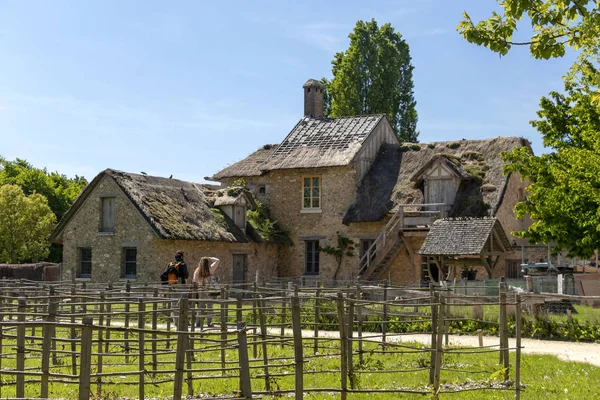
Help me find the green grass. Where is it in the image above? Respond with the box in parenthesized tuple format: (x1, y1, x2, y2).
(1, 323, 599, 399)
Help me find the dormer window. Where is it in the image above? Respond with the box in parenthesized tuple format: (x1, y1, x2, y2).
(410, 154, 472, 206)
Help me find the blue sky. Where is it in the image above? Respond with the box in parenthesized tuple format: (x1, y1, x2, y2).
(0, 0, 576, 183)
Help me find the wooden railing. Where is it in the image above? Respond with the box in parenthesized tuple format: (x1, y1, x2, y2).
(358, 203, 449, 277)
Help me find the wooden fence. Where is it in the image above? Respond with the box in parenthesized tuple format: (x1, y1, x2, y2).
(0, 280, 523, 399)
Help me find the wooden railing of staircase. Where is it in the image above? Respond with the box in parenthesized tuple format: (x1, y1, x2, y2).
(357, 203, 449, 278)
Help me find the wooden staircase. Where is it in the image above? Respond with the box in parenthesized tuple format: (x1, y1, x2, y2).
(357, 203, 448, 281)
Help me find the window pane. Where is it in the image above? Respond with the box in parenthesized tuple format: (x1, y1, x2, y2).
(312, 187, 319, 197)
(312, 198, 319, 208)
(304, 197, 311, 208)
(124, 248, 137, 277)
(304, 178, 310, 188)
(125, 249, 136, 263)
(304, 188, 311, 197)
(80, 248, 92, 277)
(312, 177, 319, 187)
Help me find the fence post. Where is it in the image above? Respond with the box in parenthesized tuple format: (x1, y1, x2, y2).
(336, 292, 348, 400)
(515, 293, 522, 400)
(499, 282, 506, 366)
(429, 289, 438, 385)
(41, 298, 58, 398)
(173, 296, 189, 400)
(347, 295, 355, 389)
(280, 283, 287, 348)
(16, 297, 26, 399)
(382, 281, 388, 349)
(71, 286, 78, 376)
(124, 281, 131, 363)
(499, 288, 509, 379)
(96, 292, 105, 394)
(313, 287, 321, 355)
(356, 285, 363, 365)
(252, 281, 258, 359)
(258, 297, 271, 392)
(79, 316, 93, 400)
(152, 288, 159, 376)
(220, 287, 227, 376)
(138, 299, 146, 400)
(105, 283, 112, 354)
(433, 294, 446, 399)
(291, 294, 304, 399)
(237, 322, 253, 399)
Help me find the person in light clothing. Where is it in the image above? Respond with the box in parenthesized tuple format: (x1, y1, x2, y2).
(193, 257, 220, 327)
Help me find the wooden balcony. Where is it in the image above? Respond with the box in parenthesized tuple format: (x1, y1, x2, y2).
(358, 203, 449, 279)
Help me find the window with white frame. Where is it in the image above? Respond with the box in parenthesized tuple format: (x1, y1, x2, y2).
(302, 176, 321, 209)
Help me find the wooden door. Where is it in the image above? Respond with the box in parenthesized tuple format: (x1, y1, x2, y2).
(232, 254, 246, 284)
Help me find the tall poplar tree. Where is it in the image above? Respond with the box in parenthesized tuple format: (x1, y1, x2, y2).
(325, 19, 418, 142)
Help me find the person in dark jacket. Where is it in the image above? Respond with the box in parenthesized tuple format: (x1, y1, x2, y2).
(172, 251, 189, 284)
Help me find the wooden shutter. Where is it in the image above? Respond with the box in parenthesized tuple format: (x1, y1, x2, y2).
(101, 197, 115, 232)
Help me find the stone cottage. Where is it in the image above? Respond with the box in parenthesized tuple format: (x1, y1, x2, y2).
(50, 169, 281, 283)
(210, 78, 534, 284)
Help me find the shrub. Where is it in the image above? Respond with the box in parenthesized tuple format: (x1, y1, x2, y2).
(427, 143, 436, 149)
(410, 144, 421, 151)
(446, 142, 461, 149)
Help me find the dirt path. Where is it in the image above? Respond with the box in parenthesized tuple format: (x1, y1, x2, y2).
(270, 329, 600, 367)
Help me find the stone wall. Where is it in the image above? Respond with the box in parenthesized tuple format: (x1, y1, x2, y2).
(61, 175, 155, 282)
(495, 172, 530, 246)
(151, 239, 280, 284)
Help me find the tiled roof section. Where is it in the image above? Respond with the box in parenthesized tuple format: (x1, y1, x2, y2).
(211, 144, 279, 180)
(261, 115, 384, 171)
(418, 218, 510, 256)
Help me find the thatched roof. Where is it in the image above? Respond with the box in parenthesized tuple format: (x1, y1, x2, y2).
(344, 137, 530, 223)
(261, 114, 385, 171)
(410, 154, 473, 182)
(211, 144, 279, 180)
(419, 218, 511, 256)
(51, 170, 256, 243)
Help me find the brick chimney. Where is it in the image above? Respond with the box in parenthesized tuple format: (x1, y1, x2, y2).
(303, 79, 325, 118)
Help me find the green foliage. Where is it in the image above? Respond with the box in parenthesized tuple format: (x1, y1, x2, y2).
(446, 142, 461, 149)
(0, 184, 56, 263)
(231, 178, 247, 188)
(320, 231, 356, 280)
(398, 145, 411, 152)
(427, 143, 436, 149)
(502, 68, 600, 257)
(410, 144, 421, 151)
(0, 157, 87, 220)
(247, 201, 290, 244)
(325, 19, 418, 142)
(458, 1, 600, 86)
(464, 165, 486, 182)
(463, 151, 485, 162)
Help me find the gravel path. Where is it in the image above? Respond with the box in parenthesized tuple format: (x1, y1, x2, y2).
(270, 328, 600, 367)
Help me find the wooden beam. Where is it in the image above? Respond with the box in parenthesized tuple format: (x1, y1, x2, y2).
(492, 227, 507, 253)
(480, 255, 493, 279)
(404, 240, 415, 266)
(480, 251, 505, 257)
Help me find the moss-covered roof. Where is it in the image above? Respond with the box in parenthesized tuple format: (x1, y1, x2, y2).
(50, 170, 255, 243)
(344, 137, 531, 223)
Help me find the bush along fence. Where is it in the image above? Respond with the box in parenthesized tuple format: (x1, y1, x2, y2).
(0, 280, 525, 399)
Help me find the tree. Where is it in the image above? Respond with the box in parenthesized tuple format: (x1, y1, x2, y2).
(458, 2, 600, 256)
(503, 65, 600, 257)
(0, 185, 56, 263)
(0, 157, 88, 220)
(324, 19, 418, 142)
(321, 232, 356, 280)
(458, 1, 600, 78)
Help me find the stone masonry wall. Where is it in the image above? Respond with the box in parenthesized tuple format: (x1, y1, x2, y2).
(151, 240, 280, 284)
(61, 175, 155, 283)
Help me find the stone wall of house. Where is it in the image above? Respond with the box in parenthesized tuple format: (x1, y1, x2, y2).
(262, 165, 361, 279)
(495, 172, 530, 247)
(151, 239, 280, 284)
(61, 175, 156, 283)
